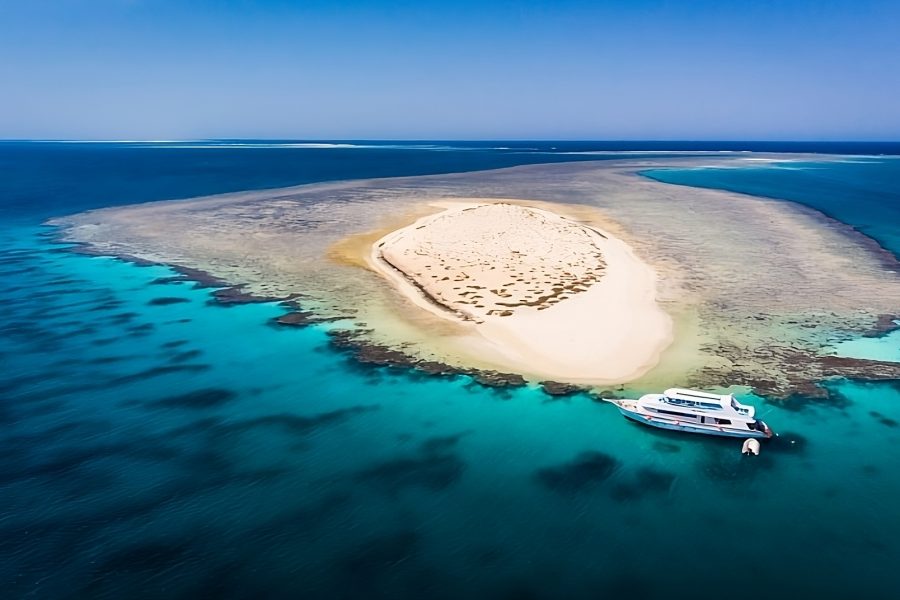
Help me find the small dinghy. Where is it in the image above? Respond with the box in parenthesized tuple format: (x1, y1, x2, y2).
(742, 438, 761, 456)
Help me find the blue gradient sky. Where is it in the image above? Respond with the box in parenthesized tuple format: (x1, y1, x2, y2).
(2, 0, 899, 140)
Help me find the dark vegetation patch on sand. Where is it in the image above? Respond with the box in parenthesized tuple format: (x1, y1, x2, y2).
(328, 329, 527, 389)
(862, 314, 900, 338)
(539, 381, 587, 397)
(209, 286, 284, 305)
(270, 301, 347, 327)
(711, 349, 900, 402)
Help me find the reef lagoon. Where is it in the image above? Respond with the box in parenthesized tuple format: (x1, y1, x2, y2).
(2, 141, 900, 599)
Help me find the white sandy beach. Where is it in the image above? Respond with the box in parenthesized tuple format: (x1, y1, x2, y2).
(368, 201, 673, 383)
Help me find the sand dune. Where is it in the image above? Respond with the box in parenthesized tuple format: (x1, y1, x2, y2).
(369, 202, 673, 382)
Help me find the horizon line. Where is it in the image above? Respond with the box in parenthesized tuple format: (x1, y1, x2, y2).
(2, 138, 900, 144)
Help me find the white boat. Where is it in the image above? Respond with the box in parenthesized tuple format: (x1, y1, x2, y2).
(608, 388, 773, 439)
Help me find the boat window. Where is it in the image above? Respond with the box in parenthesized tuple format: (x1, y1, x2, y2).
(665, 397, 696, 407)
(656, 409, 697, 419)
(730, 398, 750, 414)
(715, 418, 732, 425)
(665, 397, 727, 410)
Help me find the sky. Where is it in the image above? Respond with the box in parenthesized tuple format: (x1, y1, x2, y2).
(1, 0, 899, 140)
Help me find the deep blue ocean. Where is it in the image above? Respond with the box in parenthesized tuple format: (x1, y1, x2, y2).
(1, 141, 899, 599)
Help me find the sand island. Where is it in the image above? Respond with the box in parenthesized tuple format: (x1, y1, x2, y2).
(369, 202, 671, 382)
(49, 157, 900, 399)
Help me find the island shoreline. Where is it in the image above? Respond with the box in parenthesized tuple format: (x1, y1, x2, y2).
(46, 157, 900, 400)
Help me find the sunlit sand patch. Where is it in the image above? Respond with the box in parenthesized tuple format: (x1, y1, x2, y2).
(367, 201, 672, 383)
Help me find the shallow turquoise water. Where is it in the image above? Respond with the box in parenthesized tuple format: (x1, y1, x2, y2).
(834, 328, 900, 363)
(3, 230, 898, 599)
(2, 143, 899, 599)
(643, 157, 900, 257)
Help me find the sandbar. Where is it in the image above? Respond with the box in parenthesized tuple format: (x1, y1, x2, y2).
(369, 202, 672, 382)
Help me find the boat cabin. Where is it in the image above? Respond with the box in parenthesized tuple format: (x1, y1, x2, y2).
(660, 388, 755, 418)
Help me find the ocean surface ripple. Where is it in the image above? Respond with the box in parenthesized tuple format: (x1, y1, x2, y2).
(1, 141, 899, 599)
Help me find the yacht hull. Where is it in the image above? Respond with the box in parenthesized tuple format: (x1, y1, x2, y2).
(618, 406, 771, 439)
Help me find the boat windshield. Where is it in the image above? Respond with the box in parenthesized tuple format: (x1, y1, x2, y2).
(730, 398, 750, 415)
(664, 397, 722, 410)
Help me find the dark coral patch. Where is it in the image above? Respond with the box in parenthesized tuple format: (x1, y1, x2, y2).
(768, 385, 853, 412)
(610, 467, 676, 502)
(539, 381, 585, 397)
(160, 339, 190, 349)
(148, 296, 191, 306)
(127, 323, 155, 335)
(534, 451, 619, 494)
(147, 388, 238, 410)
(229, 405, 379, 435)
(419, 431, 471, 455)
(356, 452, 465, 493)
(109, 312, 139, 324)
(88, 355, 132, 365)
(150, 276, 190, 285)
(94, 540, 193, 573)
(652, 441, 681, 453)
(169, 349, 204, 363)
(338, 530, 421, 593)
(870, 411, 898, 428)
(861, 464, 880, 477)
(110, 364, 211, 385)
(356, 430, 469, 493)
(250, 491, 353, 542)
(701, 449, 776, 484)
